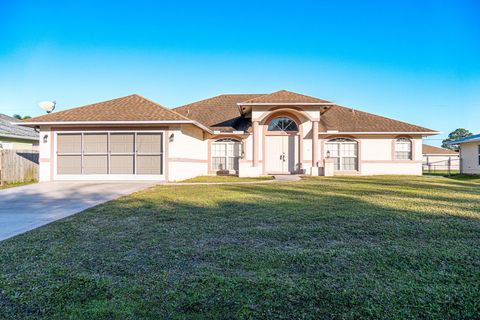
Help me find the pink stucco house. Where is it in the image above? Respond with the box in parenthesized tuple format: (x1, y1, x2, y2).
(19, 90, 439, 181)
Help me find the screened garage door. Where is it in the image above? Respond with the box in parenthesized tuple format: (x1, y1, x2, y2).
(57, 132, 163, 178)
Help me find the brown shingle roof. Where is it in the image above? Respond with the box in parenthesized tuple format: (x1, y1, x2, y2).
(25, 94, 189, 122)
(173, 94, 263, 132)
(23, 91, 437, 135)
(239, 90, 332, 104)
(422, 144, 458, 155)
(175, 92, 435, 133)
(319, 105, 435, 133)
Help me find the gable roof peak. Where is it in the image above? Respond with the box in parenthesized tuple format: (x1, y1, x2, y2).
(238, 90, 333, 104)
(21, 94, 190, 123)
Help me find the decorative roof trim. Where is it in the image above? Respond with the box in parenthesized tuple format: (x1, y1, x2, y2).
(16, 120, 214, 134)
(452, 134, 480, 144)
(319, 131, 440, 135)
(0, 133, 39, 141)
(238, 102, 335, 106)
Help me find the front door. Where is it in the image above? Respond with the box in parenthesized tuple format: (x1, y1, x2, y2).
(266, 135, 298, 173)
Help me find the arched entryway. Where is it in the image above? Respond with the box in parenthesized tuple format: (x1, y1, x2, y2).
(264, 116, 300, 174)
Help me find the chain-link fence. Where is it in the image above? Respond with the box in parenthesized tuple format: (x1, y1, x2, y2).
(423, 158, 460, 176)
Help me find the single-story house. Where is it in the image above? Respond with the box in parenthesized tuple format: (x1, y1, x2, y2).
(422, 144, 459, 171)
(0, 114, 39, 150)
(19, 90, 439, 182)
(451, 134, 480, 174)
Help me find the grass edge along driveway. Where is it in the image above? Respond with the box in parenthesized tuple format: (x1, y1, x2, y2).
(0, 175, 479, 319)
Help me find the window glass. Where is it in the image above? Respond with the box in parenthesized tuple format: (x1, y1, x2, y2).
(211, 139, 241, 171)
(395, 138, 412, 160)
(267, 117, 298, 132)
(325, 138, 358, 171)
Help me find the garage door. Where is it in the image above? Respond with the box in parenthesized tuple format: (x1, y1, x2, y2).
(57, 132, 163, 178)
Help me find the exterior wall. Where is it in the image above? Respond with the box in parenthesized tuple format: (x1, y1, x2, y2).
(253, 106, 319, 175)
(38, 124, 209, 182)
(319, 135, 423, 176)
(460, 142, 480, 174)
(168, 124, 208, 181)
(38, 127, 53, 182)
(0, 137, 38, 150)
(35, 112, 430, 181)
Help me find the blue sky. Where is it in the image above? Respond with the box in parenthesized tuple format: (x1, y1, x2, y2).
(1, 0, 479, 145)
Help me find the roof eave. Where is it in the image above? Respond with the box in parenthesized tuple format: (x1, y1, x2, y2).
(453, 139, 480, 144)
(0, 133, 39, 141)
(16, 120, 214, 134)
(237, 102, 335, 106)
(319, 131, 440, 135)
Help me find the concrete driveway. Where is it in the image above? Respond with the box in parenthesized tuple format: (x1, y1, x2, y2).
(0, 181, 156, 241)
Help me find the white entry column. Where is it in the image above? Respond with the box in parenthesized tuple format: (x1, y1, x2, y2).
(310, 120, 320, 175)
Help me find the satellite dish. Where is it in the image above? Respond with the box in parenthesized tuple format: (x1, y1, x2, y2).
(38, 101, 56, 113)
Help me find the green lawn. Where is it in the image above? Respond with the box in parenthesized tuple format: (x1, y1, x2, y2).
(448, 174, 480, 183)
(423, 169, 460, 176)
(180, 175, 273, 183)
(0, 176, 479, 319)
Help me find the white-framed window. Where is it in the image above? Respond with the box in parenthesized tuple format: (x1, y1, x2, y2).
(325, 138, 358, 171)
(212, 138, 242, 171)
(267, 117, 298, 132)
(394, 138, 412, 160)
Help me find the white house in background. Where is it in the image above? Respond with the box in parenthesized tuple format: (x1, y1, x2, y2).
(0, 114, 39, 150)
(18, 90, 439, 182)
(452, 134, 480, 174)
(422, 144, 459, 171)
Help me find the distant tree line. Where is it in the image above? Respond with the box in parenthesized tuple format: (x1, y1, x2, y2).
(12, 114, 31, 120)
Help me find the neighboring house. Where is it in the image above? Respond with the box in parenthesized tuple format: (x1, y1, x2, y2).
(422, 144, 459, 171)
(452, 134, 480, 175)
(0, 114, 39, 150)
(18, 90, 439, 182)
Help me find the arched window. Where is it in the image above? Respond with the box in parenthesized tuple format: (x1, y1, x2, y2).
(325, 138, 358, 171)
(211, 138, 242, 172)
(267, 117, 298, 132)
(394, 138, 412, 160)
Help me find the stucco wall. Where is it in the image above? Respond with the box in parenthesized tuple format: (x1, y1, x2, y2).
(38, 127, 52, 182)
(318, 135, 423, 176)
(167, 124, 209, 181)
(38, 124, 214, 182)
(460, 142, 480, 174)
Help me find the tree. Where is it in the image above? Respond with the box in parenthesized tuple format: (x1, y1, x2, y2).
(442, 128, 473, 151)
(12, 114, 31, 120)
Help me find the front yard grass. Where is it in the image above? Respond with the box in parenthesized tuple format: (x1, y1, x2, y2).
(180, 175, 273, 183)
(0, 176, 479, 319)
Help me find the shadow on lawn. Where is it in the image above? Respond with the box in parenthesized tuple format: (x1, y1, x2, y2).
(0, 178, 479, 319)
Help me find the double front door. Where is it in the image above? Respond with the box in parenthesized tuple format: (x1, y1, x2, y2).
(266, 135, 298, 174)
